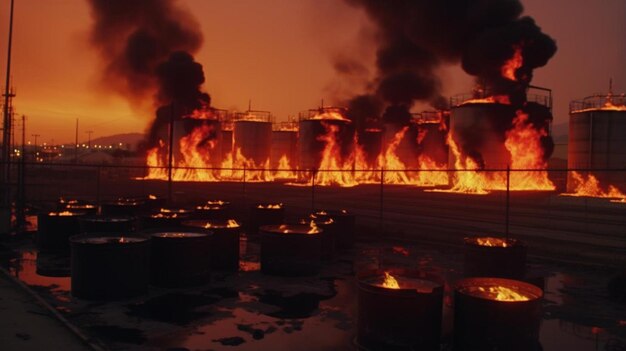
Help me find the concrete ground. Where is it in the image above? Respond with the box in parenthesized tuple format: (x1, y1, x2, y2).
(0, 266, 95, 351)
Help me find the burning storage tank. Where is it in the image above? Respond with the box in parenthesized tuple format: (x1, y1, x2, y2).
(271, 121, 298, 172)
(297, 107, 355, 179)
(173, 116, 222, 168)
(221, 122, 233, 160)
(448, 96, 518, 170)
(383, 121, 420, 169)
(358, 127, 383, 167)
(232, 111, 273, 168)
(415, 111, 449, 167)
(446, 88, 555, 192)
(567, 93, 626, 193)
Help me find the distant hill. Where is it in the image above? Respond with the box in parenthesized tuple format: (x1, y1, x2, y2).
(87, 133, 145, 149)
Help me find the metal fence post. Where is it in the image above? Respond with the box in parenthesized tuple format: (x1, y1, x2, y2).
(505, 165, 510, 237)
(311, 168, 316, 213)
(96, 166, 102, 205)
(242, 164, 247, 206)
(380, 167, 384, 235)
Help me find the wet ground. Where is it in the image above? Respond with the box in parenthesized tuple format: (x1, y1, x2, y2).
(1, 234, 625, 351)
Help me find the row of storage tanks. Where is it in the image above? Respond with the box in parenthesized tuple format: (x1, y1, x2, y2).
(171, 108, 449, 172)
(172, 92, 626, 191)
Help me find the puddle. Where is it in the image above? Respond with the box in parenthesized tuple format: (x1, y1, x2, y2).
(2, 240, 626, 350)
(126, 292, 220, 325)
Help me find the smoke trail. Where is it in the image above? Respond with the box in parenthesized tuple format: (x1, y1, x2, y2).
(86, 0, 213, 149)
(86, 0, 205, 106)
(340, 0, 557, 119)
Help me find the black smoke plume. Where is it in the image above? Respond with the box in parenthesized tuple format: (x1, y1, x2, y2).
(341, 0, 557, 120)
(86, 0, 212, 148)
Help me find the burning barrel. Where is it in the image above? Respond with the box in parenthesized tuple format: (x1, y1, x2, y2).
(464, 236, 527, 279)
(141, 208, 192, 229)
(183, 219, 241, 271)
(301, 217, 336, 260)
(312, 209, 355, 249)
(70, 235, 151, 300)
(193, 200, 230, 220)
(37, 211, 86, 252)
(454, 277, 543, 351)
(149, 232, 212, 287)
(249, 203, 285, 235)
(56, 198, 99, 215)
(79, 216, 136, 234)
(357, 269, 444, 351)
(260, 224, 322, 276)
(64, 204, 98, 215)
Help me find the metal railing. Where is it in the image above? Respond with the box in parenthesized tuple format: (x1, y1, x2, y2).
(2, 161, 625, 265)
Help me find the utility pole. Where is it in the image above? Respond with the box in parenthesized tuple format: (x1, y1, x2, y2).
(86, 130, 93, 149)
(74, 118, 78, 163)
(31, 134, 39, 148)
(1, 0, 16, 235)
(16, 114, 25, 232)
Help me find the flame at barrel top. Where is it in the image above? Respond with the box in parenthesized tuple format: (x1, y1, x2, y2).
(203, 219, 240, 228)
(382, 272, 400, 289)
(474, 286, 530, 302)
(257, 204, 282, 209)
(475, 237, 510, 247)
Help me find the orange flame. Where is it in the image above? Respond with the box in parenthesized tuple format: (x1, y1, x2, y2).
(257, 203, 282, 209)
(144, 124, 220, 182)
(314, 123, 358, 187)
(475, 237, 509, 247)
(220, 148, 274, 182)
(461, 95, 511, 105)
(435, 111, 554, 194)
(274, 154, 297, 179)
(203, 219, 240, 228)
(563, 171, 626, 201)
(48, 211, 77, 216)
(501, 45, 523, 81)
(501, 111, 555, 191)
(476, 286, 530, 301)
(382, 272, 400, 289)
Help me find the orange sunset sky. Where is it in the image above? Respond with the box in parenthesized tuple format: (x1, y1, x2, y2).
(1, 0, 625, 144)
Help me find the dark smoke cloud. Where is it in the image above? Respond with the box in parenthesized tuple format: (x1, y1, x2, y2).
(340, 0, 557, 121)
(87, 0, 214, 150)
(86, 0, 204, 105)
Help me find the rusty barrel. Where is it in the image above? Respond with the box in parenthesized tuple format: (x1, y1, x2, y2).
(302, 217, 336, 260)
(63, 204, 98, 215)
(249, 203, 285, 235)
(78, 216, 136, 234)
(100, 199, 146, 217)
(260, 224, 322, 276)
(70, 235, 151, 300)
(141, 208, 192, 230)
(149, 231, 212, 287)
(183, 219, 241, 271)
(464, 236, 527, 279)
(37, 211, 86, 252)
(192, 201, 231, 220)
(357, 269, 444, 351)
(313, 209, 355, 249)
(454, 277, 543, 351)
